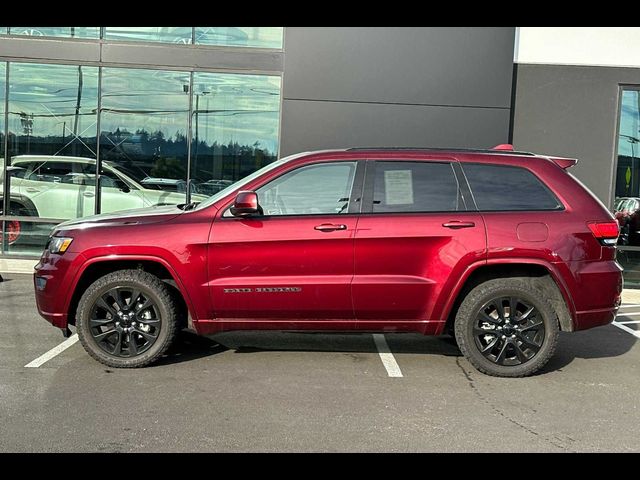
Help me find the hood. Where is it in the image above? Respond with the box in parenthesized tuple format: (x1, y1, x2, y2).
(55, 204, 184, 232)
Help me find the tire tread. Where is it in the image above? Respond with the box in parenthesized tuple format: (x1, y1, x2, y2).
(76, 269, 178, 368)
(454, 277, 559, 378)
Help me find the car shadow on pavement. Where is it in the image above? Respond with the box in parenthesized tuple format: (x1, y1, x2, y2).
(539, 325, 637, 374)
(167, 330, 463, 359)
(155, 330, 229, 366)
(157, 324, 636, 375)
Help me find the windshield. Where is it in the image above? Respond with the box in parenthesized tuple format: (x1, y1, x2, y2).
(195, 152, 311, 210)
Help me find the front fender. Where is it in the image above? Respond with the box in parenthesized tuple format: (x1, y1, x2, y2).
(66, 253, 200, 324)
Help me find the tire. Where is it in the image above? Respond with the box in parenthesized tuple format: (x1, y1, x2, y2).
(454, 277, 559, 378)
(76, 269, 178, 368)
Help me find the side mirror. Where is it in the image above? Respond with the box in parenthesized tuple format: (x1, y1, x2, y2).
(230, 191, 262, 217)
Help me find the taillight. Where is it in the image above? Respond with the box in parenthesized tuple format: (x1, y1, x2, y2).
(587, 221, 619, 246)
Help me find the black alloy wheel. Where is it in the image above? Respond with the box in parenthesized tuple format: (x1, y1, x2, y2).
(89, 286, 161, 357)
(77, 269, 178, 368)
(454, 277, 560, 377)
(473, 296, 545, 366)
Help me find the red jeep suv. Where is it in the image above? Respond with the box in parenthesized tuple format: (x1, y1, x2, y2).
(33, 146, 623, 377)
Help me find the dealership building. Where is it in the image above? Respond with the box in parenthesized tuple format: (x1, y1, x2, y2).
(1, 27, 639, 281)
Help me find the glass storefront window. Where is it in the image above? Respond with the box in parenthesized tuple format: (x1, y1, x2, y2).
(0, 62, 7, 253)
(0, 30, 283, 256)
(614, 88, 640, 247)
(104, 27, 192, 44)
(195, 27, 283, 49)
(2, 27, 284, 48)
(100, 67, 191, 211)
(5, 63, 98, 255)
(191, 72, 280, 195)
(7, 27, 100, 39)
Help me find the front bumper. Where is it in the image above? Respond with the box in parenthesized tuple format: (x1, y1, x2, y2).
(34, 250, 83, 329)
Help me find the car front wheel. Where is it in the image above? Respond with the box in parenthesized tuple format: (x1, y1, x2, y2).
(454, 277, 559, 377)
(76, 269, 178, 368)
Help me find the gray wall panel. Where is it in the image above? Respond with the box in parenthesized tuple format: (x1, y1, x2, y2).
(0, 37, 100, 63)
(101, 43, 283, 72)
(0, 37, 283, 73)
(281, 99, 511, 156)
(283, 27, 515, 108)
(512, 63, 640, 206)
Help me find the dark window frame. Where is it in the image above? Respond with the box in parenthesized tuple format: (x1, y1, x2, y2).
(460, 162, 564, 213)
(360, 159, 468, 215)
(221, 159, 366, 219)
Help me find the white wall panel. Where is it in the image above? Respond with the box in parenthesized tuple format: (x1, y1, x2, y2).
(515, 27, 640, 68)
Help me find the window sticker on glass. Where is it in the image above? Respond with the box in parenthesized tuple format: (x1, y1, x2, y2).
(384, 170, 413, 205)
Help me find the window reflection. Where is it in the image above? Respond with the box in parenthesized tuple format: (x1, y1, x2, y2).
(0, 62, 282, 256)
(100, 67, 193, 210)
(614, 89, 640, 247)
(191, 72, 280, 195)
(5, 63, 98, 254)
(0, 62, 7, 253)
(104, 27, 192, 44)
(7, 27, 100, 39)
(195, 27, 283, 49)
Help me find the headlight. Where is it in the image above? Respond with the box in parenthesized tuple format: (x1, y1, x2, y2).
(48, 236, 74, 254)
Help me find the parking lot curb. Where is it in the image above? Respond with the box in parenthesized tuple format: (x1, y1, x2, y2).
(0, 258, 37, 275)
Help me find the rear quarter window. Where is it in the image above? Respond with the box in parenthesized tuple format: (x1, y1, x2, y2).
(462, 163, 562, 211)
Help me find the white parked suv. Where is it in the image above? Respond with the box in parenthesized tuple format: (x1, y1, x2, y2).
(1, 155, 206, 221)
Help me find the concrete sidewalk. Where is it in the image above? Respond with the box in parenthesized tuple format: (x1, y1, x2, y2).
(622, 288, 640, 304)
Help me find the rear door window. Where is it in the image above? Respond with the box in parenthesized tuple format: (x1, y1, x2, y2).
(371, 161, 462, 213)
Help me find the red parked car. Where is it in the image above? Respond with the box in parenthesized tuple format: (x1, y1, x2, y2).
(34, 146, 623, 377)
(613, 197, 640, 246)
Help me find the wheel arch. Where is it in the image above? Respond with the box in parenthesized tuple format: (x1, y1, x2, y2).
(1, 194, 39, 216)
(66, 255, 195, 328)
(439, 259, 575, 335)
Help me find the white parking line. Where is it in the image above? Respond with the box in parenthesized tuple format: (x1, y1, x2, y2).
(612, 322, 640, 339)
(621, 304, 640, 308)
(372, 334, 403, 378)
(616, 311, 640, 317)
(24, 334, 79, 368)
(615, 320, 640, 325)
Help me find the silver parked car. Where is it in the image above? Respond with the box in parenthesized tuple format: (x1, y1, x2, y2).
(0, 155, 206, 221)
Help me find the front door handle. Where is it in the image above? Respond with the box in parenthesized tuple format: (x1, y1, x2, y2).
(25, 187, 41, 193)
(83, 191, 95, 198)
(442, 221, 476, 229)
(314, 223, 347, 232)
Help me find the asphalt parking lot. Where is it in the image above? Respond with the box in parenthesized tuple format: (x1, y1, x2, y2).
(2, 273, 640, 452)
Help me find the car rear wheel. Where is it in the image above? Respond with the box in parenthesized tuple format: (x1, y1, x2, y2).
(1, 203, 30, 246)
(454, 277, 559, 377)
(5, 219, 21, 245)
(76, 269, 178, 368)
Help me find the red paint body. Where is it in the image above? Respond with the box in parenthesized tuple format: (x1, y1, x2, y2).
(34, 149, 623, 337)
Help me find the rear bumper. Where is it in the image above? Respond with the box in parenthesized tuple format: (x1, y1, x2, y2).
(565, 259, 623, 331)
(574, 307, 618, 331)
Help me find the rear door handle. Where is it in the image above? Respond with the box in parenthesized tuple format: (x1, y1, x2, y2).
(314, 223, 347, 232)
(83, 191, 95, 197)
(442, 221, 475, 229)
(25, 187, 41, 193)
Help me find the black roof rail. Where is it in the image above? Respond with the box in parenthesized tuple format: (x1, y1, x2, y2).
(345, 147, 536, 156)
